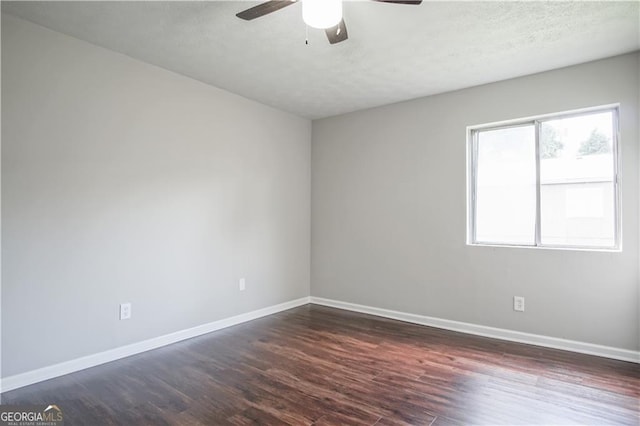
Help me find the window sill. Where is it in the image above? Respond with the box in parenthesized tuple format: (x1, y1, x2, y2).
(467, 242, 621, 253)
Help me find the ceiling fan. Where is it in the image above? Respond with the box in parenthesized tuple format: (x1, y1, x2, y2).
(236, 0, 422, 45)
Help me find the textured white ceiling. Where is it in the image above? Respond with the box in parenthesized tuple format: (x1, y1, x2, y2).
(3, 1, 639, 119)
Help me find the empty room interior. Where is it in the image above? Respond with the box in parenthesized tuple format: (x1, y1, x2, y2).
(1, 1, 639, 425)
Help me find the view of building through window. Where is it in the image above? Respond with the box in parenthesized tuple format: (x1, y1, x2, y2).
(470, 108, 618, 249)
(539, 112, 615, 247)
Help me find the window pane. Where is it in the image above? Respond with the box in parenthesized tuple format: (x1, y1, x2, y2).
(475, 125, 536, 245)
(539, 112, 616, 247)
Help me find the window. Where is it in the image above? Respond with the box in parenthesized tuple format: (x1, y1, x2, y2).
(468, 106, 620, 250)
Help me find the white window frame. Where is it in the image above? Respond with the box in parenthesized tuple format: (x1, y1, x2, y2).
(467, 105, 621, 251)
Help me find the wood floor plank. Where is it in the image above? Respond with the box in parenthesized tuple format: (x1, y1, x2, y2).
(2, 304, 638, 425)
(312, 411, 381, 426)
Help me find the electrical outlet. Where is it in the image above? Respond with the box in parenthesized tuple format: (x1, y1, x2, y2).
(513, 296, 525, 312)
(239, 278, 246, 291)
(120, 303, 132, 320)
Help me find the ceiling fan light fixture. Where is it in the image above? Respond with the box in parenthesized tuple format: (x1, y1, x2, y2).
(302, 0, 342, 29)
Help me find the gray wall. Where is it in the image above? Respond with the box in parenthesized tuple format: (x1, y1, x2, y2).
(1, 15, 311, 377)
(2, 14, 638, 382)
(0, 9, 3, 383)
(312, 53, 640, 351)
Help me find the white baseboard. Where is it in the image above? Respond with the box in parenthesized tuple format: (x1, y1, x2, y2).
(310, 296, 640, 364)
(3, 295, 637, 393)
(1, 296, 311, 393)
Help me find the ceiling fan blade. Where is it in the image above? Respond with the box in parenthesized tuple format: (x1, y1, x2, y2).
(236, 0, 298, 21)
(370, 0, 422, 4)
(325, 19, 348, 44)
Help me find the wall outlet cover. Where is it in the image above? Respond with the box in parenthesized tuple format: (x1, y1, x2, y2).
(514, 296, 525, 312)
(120, 303, 132, 320)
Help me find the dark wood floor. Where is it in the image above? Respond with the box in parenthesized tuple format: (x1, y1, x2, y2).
(2, 305, 639, 425)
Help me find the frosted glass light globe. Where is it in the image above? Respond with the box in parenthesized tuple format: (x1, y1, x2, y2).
(302, 0, 342, 29)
